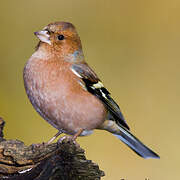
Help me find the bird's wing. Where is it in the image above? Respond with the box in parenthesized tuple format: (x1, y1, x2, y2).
(71, 63, 130, 130)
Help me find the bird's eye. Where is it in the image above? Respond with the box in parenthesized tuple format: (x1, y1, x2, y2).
(57, 35, 65, 40)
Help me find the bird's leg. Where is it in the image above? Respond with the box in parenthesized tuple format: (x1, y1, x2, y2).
(47, 131, 63, 144)
(31, 132, 62, 149)
(58, 129, 84, 145)
(72, 128, 84, 141)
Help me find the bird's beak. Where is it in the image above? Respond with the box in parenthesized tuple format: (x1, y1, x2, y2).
(34, 30, 51, 45)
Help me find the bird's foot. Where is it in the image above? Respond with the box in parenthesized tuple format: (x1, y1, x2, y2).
(58, 129, 83, 147)
(57, 135, 80, 147)
(30, 142, 46, 152)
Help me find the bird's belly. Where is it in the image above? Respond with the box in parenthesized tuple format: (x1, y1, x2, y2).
(50, 91, 107, 135)
(29, 87, 107, 135)
(24, 61, 107, 135)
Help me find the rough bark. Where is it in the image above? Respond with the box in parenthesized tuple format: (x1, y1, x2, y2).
(0, 117, 105, 180)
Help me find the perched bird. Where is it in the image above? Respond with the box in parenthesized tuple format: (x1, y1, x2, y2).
(23, 21, 159, 159)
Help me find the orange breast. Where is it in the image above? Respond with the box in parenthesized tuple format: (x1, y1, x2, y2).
(24, 58, 107, 135)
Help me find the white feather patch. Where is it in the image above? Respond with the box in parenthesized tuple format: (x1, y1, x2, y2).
(71, 67, 82, 78)
(80, 130, 93, 136)
(92, 81, 104, 89)
(100, 89, 108, 99)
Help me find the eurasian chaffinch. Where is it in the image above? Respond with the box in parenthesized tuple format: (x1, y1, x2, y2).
(23, 21, 159, 159)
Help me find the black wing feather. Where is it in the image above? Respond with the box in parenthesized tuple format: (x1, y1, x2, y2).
(72, 63, 130, 130)
(83, 79, 130, 130)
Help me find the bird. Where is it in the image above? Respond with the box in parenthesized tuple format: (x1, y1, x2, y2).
(23, 21, 159, 159)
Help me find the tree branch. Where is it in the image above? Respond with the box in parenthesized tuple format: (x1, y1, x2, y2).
(0, 117, 105, 180)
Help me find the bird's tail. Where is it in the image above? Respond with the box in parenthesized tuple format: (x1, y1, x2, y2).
(113, 125, 160, 159)
(98, 120, 160, 159)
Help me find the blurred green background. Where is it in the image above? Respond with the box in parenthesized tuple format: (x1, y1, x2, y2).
(0, 0, 179, 179)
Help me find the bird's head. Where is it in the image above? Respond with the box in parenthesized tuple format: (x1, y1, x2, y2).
(34, 22, 83, 61)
